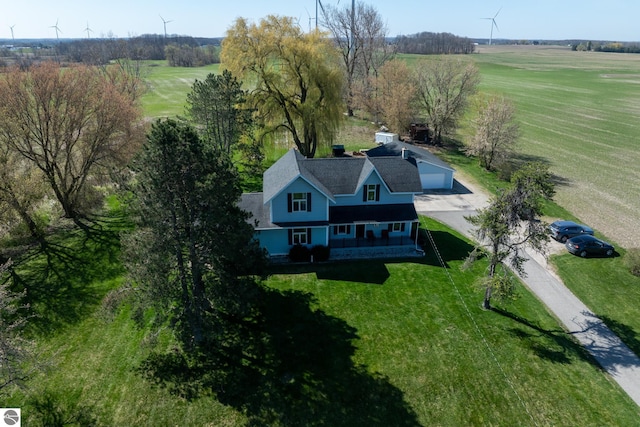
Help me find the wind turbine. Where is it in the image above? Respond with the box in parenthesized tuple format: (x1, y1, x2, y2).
(50, 19, 62, 40)
(483, 7, 501, 45)
(160, 15, 173, 38)
(304, 8, 313, 32)
(9, 25, 15, 41)
(85, 22, 93, 38)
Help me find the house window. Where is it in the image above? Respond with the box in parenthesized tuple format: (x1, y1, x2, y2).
(363, 184, 380, 202)
(366, 185, 377, 201)
(389, 222, 406, 232)
(292, 228, 308, 245)
(334, 225, 351, 235)
(288, 192, 311, 212)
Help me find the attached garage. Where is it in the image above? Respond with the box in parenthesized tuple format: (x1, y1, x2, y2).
(366, 141, 455, 191)
(416, 159, 454, 190)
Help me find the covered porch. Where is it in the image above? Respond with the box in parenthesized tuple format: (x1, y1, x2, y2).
(329, 233, 416, 249)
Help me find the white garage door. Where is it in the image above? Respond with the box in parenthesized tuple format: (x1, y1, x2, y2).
(420, 173, 445, 189)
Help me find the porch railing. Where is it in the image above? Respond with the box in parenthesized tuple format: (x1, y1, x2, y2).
(329, 235, 415, 249)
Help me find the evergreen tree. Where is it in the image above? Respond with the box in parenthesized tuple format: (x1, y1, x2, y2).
(123, 119, 265, 348)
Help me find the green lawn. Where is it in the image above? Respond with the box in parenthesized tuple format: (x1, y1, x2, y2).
(5, 216, 639, 425)
(141, 62, 220, 118)
(265, 217, 639, 425)
(416, 46, 640, 372)
(140, 50, 640, 250)
(551, 247, 640, 356)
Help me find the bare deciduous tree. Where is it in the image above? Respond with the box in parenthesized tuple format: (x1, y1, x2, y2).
(0, 62, 144, 224)
(322, 1, 392, 117)
(414, 57, 480, 144)
(0, 260, 35, 394)
(466, 95, 520, 170)
(0, 144, 47, 243)
(465, 162, 555, 309)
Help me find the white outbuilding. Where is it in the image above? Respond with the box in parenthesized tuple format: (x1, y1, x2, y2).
(374, 132, 400, 144)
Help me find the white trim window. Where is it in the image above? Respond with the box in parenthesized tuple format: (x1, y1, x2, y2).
(388, 222, 406, 233)
(363, 184, 380, 202)
(334, 225, 351, 235)
(292, 192, 308, 211)
(366, 184, 377, 201)
(292, 228, 308, 245)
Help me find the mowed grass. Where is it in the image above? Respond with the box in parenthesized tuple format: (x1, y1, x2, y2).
(468, 45, 640, 249)
(5, 215, 640, 425)
(399, 47, 640, 370)
(141, 61, 220, 118)
(265, 217, 639, 425)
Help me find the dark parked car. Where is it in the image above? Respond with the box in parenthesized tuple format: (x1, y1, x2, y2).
(565, 235, 615, 258)
(549, 220, 594, 243)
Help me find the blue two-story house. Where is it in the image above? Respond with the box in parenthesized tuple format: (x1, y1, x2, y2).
(239, 148, 423, 258)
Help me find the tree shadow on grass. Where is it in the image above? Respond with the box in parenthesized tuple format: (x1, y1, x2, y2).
(269, 261, 391, 285)
(266, 228, 474, 284)
(491, 307, 601, 368)
(138, 287, 421, 426)
(4, 225, 125, 335)
(419, 230, 475, 269)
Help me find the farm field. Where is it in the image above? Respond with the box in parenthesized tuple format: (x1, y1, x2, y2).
(468, 45, 640, 249)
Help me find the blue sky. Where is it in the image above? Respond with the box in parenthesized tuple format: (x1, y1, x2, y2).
(2, 0, 639, 41)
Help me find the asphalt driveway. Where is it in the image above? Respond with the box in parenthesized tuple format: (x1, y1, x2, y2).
(415, 179, 640, 407)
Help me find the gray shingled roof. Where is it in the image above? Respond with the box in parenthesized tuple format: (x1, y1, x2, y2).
(238, 193, 271, 229)
(368, 157, 423, 193)
(263, 148, 422, 203)
(301, 157, 365, 195)
(366, 141, 455, 172)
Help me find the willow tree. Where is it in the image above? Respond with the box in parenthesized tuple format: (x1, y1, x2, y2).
(221, 15, 343, 158)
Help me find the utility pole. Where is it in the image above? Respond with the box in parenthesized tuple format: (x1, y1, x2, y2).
(350, 0, 355, 63)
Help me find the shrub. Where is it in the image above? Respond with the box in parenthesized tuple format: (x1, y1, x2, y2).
(623, 248, 640, 277)
(288, 244, 311, 263)
(310, 245, 330, 262)
(496, 160, 517, 181)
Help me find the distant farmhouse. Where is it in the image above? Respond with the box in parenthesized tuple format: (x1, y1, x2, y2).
(239, 148, 424, 259)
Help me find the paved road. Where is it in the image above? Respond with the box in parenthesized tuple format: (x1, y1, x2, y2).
(415, 180, 640, 407)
